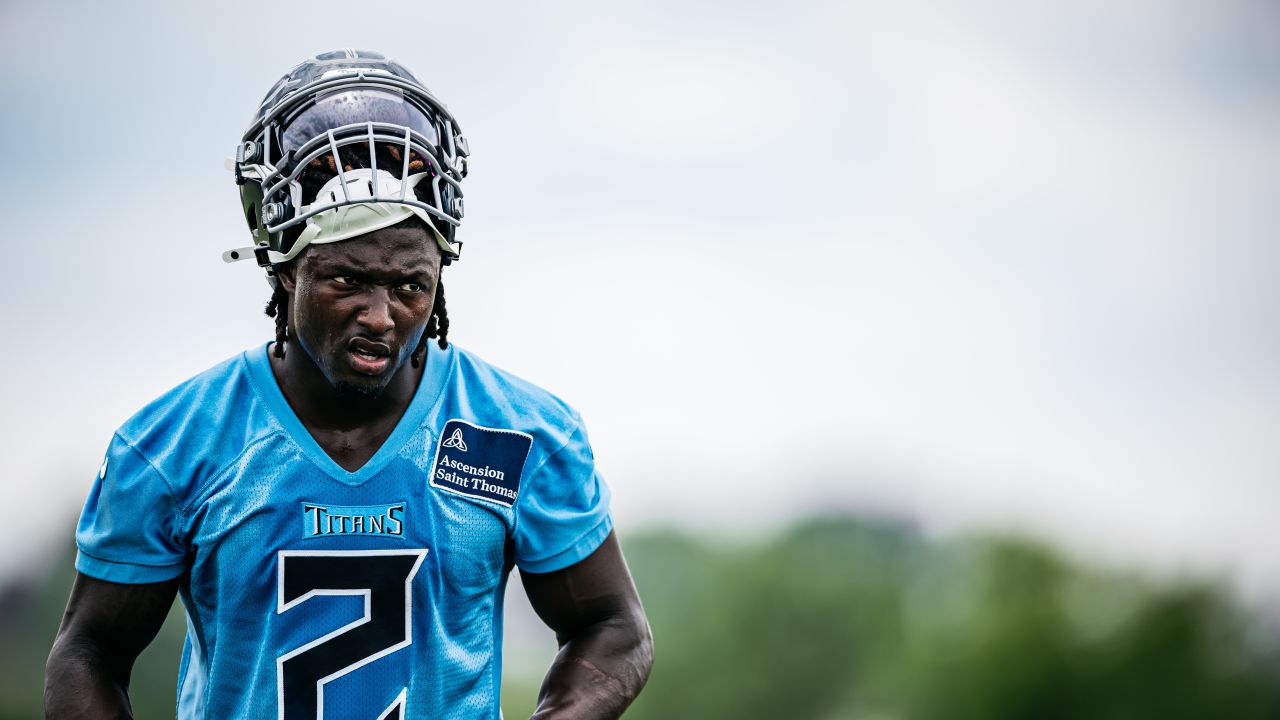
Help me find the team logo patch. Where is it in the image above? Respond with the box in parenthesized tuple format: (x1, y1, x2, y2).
(301, 502, 405, 539)
(430, 419, 533, 507)
(442, 428, 468, 451)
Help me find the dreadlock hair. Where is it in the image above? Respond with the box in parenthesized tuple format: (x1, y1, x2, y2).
(261, 140, 451, 368)
(264, 275, 450, 368)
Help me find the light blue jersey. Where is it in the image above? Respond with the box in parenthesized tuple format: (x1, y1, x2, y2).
(75, 342, 612, 719)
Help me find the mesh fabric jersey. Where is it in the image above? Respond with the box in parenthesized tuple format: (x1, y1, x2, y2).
(75, 342, 612, 719)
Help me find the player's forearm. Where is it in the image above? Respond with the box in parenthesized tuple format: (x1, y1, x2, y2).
(44, 636, 135, 719)
(530, 612, 653, 720)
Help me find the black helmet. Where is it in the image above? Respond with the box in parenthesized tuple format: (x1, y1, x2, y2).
(225, 49, 468, 271)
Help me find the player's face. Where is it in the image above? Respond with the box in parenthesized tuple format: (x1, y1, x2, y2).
(278, 222, 442, 397)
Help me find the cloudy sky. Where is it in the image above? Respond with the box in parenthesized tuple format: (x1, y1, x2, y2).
(2, 0, 1278, 599)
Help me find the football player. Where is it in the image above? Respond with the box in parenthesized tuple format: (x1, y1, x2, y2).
(44, 49, 652, 719)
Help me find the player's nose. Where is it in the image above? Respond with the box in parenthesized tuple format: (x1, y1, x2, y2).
(356, 288, 395, 335)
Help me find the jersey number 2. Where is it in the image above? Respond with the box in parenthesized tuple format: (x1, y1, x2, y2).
(276, 549, 428, 720)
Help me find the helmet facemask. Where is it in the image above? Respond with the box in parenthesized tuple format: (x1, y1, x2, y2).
(226, 61, 468, 273)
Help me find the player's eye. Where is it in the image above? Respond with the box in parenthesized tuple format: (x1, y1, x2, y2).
(333, 275, 359, 286)
(397, 282, 425, 293)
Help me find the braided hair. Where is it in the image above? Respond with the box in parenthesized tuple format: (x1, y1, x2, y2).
(262, 142, 451, 369)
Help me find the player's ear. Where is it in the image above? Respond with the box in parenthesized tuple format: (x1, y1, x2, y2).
(275, 265, 297, 294)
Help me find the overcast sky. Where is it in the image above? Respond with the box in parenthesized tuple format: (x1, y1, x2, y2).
(2, 0, 1278, 600)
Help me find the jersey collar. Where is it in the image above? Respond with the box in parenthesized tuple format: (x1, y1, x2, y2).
(244, 340, 454, 484)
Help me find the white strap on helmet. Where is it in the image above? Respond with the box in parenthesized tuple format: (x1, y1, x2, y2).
(222, 168, 460, 265)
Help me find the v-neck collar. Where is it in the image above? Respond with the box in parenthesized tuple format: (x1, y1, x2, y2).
(245, 341, 453, 485)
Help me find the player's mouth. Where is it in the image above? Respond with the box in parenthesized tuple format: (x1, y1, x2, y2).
(347, 337, 393, 375)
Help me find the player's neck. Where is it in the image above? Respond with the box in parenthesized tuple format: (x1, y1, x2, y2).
(269, 341, 423, 431)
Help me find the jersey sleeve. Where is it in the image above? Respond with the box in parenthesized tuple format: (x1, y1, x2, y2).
(512, 419, 613, 574)
(75, 433, 187, 583)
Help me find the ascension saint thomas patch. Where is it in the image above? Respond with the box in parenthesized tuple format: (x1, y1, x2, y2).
(429, 419, 533, 507)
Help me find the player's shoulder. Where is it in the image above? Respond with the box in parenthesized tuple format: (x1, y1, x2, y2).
(114, 347, 274, 488)
(442, 343, 585, 445)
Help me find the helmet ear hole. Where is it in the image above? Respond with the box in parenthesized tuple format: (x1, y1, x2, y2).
(279, 222, 304, 259)
(245, 203, 259, 232)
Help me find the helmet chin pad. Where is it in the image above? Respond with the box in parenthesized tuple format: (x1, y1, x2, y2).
(252, 169, 457, 266)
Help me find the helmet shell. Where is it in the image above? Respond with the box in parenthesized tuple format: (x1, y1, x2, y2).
(232, 49, 468, 269)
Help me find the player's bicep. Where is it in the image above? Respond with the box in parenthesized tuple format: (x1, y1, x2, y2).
(54, 572, 180, 665)
(519, 531, 643, 640)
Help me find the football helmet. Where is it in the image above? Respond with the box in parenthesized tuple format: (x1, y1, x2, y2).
(223, 49, 468, 271)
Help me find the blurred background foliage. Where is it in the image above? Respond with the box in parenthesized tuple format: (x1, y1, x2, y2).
(8, 516, 1278, 719)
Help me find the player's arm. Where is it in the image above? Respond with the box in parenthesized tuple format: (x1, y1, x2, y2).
(520, 530, 653, 720)
(44, 572, 180, 719)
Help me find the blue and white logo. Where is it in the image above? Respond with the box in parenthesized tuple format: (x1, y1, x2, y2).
(442, 428, 468, 452)
(301, 502, 405, 539)
(430, 420, 532, 508)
